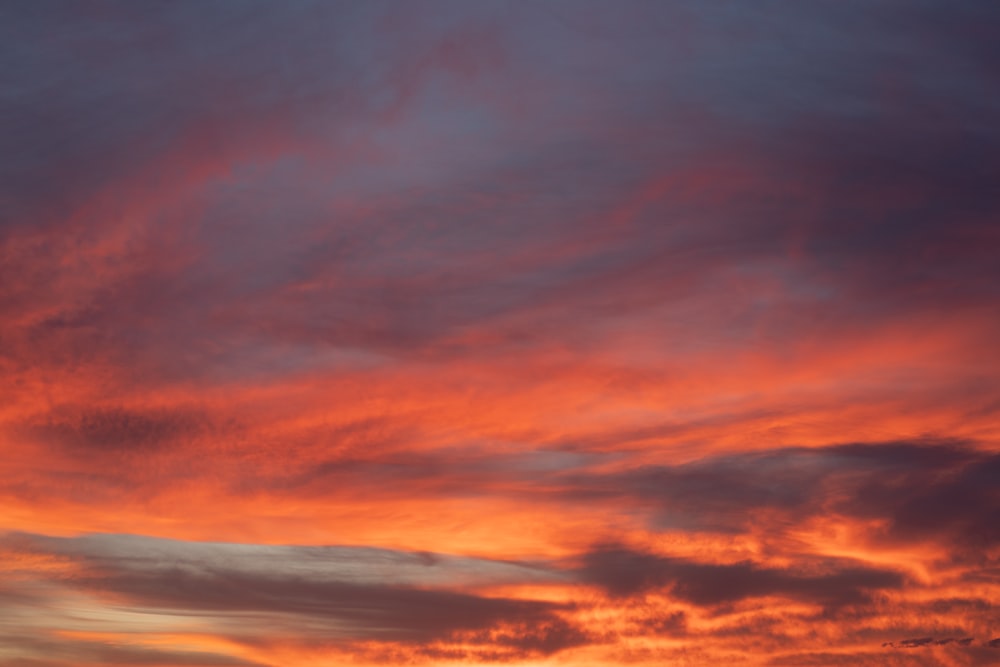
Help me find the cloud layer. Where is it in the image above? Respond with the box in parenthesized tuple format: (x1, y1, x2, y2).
(1, 1, 998, 665)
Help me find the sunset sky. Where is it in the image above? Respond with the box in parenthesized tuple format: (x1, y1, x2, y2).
(1, 2, 999, 666)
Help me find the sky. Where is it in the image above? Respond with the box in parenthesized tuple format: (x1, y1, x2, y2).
(1, 1, 998, 666)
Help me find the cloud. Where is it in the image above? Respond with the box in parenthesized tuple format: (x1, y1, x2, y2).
(87, 569, 562, 643)
(0, 2, 998, 666)
(564, 441, 1000, 551)
(23, 406, 210, 453)
(1, 532, 581, 654)
(3, 0, 997, 378)
(0, 633, 266, 667)
(456, 617, 595, 657)
(580, 545, 903, 609)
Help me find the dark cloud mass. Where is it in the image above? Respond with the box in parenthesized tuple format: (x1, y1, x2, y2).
(565, 441, 1000, 550)
(581, 545, 903, 608)
(85, 569, 568, 644)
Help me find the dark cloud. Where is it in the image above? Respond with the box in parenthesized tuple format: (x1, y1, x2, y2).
(774, 115, 1000, 317)
(564, 449, 825, 532)
(0, 0, 366, 234)
(84, 567, 568, 644)
(0, 0, 524, 376)
(461, 618, 595, 657)
(2, 0, 997, 379)
(2, 532, 579, 653)
(937, 638, 974, 646)
(882, 636, 985, 649)
(893, 637, 932, 648)
(635, 610, 687, 636)
(564, 441, 1000, 551)
(580, 545, 903, 608)
(25, 405, 211, 453)
(838, 449, 1000, 550)
(2, 531, 560, 590)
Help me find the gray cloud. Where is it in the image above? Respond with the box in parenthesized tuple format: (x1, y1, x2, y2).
(562, 441, 1000, 550)
(580, 545, 903, 609)
(2, 532, 578, 652)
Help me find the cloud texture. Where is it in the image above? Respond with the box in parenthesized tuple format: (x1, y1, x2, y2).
(1, 1, 998, 665)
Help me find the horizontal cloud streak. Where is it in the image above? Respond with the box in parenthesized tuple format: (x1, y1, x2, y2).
(562, 441, 1000, 549)
(1, 532, 586, 663)
(581, 545, 904, 608)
